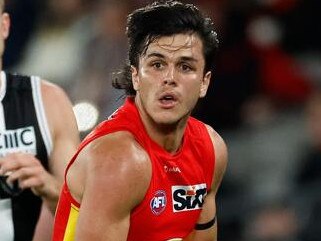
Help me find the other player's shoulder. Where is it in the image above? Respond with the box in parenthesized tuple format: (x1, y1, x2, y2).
(40, 79, 70, 102)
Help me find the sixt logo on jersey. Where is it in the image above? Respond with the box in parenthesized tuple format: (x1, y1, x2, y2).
(150, 190, 167, 215)
(0, 126, 36, 157)
(172, 184, 207, 212)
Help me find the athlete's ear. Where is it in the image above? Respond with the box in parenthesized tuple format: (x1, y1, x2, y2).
(200, 71, 211, 98)
(131, 65, 139, 91)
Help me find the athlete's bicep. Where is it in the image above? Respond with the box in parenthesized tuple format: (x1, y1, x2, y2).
(74, 132, 151, 241)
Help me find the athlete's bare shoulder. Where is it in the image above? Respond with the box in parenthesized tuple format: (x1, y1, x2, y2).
(39, 79, 79, 141)
(69, 131, 152, 208)
(205, 124, 228, 193)
(40, 79, 71, 103)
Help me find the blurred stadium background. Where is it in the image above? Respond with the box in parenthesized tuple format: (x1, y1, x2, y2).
(4, 0, 321, 240)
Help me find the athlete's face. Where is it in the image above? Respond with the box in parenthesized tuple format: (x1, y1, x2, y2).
(132, 33, 211, 126)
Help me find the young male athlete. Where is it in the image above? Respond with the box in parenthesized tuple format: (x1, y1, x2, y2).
(53, 1, 228, 240)
(0, 1, 80, 240)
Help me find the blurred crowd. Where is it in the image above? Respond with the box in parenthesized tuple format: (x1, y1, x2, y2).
(4, 0, 321, 240)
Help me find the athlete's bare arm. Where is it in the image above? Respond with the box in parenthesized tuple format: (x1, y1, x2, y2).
(184, 125, 228, 241)
(68, 131, 151, 241)
(32, 80, 80, 241)
(40, 80, 80, 211)
(32, 204, 55, 241)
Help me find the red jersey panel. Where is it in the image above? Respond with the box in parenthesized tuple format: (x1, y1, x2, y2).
(52, 97, 215, 241)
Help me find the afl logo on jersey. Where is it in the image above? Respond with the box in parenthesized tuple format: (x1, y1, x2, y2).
(150, 190, 167, 215)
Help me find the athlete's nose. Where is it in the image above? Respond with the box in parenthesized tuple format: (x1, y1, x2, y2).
(162, 66, 176, 86)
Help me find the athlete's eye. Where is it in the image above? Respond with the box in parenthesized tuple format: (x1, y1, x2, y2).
(182, 65, 191, 71)
(180, 63, 193, 72)
(152, 62, 163, 69)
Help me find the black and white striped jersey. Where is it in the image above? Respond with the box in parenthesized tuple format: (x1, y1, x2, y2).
(0, 71, 53, 241)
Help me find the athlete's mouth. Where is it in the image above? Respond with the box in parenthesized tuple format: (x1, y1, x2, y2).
(158, 93, 178, 107)
(160, 95, 175, 101)
(159, 93, 178, 101)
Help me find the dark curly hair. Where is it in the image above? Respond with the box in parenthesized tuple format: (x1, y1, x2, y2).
(112, 0, 219, 96)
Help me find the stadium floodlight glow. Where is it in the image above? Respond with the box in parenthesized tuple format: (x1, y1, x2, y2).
(73, 101, 99, 132)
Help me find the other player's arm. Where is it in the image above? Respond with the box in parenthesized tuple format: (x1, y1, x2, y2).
(38, 80, 80, 212)
(0, 80, 79, 212)
(33, 80, 80, 241)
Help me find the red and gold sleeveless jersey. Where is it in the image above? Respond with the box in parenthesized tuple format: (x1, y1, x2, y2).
(52, 97, 215, 241)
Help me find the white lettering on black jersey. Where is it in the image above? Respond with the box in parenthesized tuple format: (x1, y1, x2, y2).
(0, 126, 36, 157)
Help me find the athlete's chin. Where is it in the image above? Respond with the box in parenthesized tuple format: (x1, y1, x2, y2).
(152, 112, 185, 126)
(148, 105, 191, 126)
(156, 119, 179, 127)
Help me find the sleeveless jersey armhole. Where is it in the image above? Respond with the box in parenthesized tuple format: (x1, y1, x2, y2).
(31, 76, 53, 156)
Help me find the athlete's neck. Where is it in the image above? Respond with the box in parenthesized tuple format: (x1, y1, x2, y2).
(134, 97, 187, 154)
